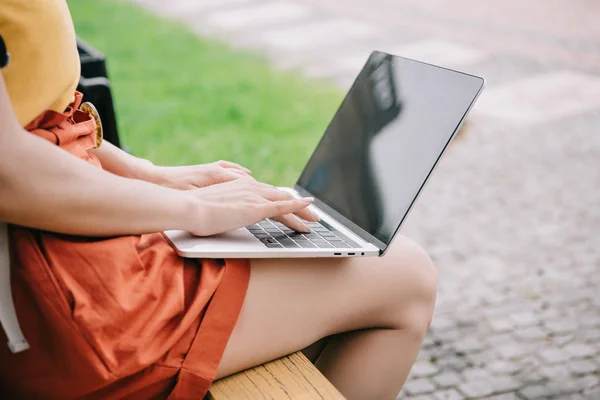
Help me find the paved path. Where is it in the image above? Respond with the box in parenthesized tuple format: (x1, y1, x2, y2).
(135, 0, 600, 398)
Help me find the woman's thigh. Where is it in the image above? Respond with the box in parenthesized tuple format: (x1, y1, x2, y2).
(215, 235, 437, 379)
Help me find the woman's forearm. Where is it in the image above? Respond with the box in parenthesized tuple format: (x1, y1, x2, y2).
(0, 128, 196, 236)
(89, 140, 156, 181)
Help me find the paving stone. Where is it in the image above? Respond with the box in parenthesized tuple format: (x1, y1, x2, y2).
(403, 378, 436, 396)
(538, 347, 572, 364)
(581, 328, 600, 343)
(431, 315, 459, 332)
(495, 342, 531, 360)
(442, 328, 476, 343)
(544, 291, 589, 307)
(533, 376, 600, 399)
(432, 389, 463, 400)
(517, 355, 543, 369)
(453, 338, 487, 353)
(538, 364, 571, 380)
(142, 0, 257, 14)
(257, 18, 379, 51)
(433, 356, 470, 372)
(468, 350, 501, 367)
(455, 316, 482, 330)
(457, 380, 496, 398)
(537, 308, 562, 322)
(475, 71, 600, 125)
(487, 360, 523, 375)
(463, 52, 555, 86)
(544, 380, 584, 397)
(410, 361, 440, 378)
(422, 334, 438, 349)
(594, 342, 600, 356)
(583, 388, 600, 399)
(487, 333, 520, 346)
(489, 375, 523, 393)
(426, 345, 457, 362)
(563, 343, 598, 359)
(462, 368, 493, 381)
(563, 394, 587, 400)
(518, 384, 555, 399)
(550, 334, 576, 347)
(544, 319, 579, 335)
(400, 395, 430, 400)
(204, 1, 310, 31)
(485, 393, 523, 400)
(487, 318, 516, 333)
(433, 371, 462, 389)
(579, 315, 600, 328)
(483, 303, 528, 319)
(515, 326, 550, 341)
(509, 311, 540, 327)
(572, 374, 600, 390)
(567, 359, 599, 376)
(389, 40, 488, 70)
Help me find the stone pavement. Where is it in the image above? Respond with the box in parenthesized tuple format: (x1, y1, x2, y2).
(134, 0, 600, 398)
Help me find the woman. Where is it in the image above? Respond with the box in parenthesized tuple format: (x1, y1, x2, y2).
(0, 1, 437, 399)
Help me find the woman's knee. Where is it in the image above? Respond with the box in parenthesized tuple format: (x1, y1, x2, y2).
(378, 236, 437, 333)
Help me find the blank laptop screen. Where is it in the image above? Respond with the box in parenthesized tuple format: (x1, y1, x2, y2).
(297, 51, 484, 247)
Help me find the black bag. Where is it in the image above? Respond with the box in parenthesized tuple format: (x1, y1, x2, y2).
(0, 34, 9, 68)
(76, 38, 122, 149)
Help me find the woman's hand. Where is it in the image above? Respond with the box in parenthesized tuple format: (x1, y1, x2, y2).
(91, 142, 252, 190)
(187, 178, 319, 236)
(148, 160, 253, 190)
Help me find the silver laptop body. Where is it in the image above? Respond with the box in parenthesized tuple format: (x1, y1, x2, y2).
(164, 51, 485, 259)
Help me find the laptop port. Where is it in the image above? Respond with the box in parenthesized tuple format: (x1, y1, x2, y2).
(334, 253, 342, 255)
(348, 253, 355, 255)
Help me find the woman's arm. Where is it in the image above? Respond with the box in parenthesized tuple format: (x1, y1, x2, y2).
(0, 74, 314, 236)
(90, 140, 253, 190)
(89, 140, 155, 181)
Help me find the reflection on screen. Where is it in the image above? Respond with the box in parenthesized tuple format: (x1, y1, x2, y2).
(297, 51, 484, 245)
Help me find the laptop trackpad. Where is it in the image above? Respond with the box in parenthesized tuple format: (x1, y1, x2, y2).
(163, 228, 261, 252)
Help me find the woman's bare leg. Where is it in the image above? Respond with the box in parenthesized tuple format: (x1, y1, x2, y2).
(215, 235, 437, 400)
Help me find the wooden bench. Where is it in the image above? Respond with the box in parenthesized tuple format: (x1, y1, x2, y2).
(207, 352, 345, 399)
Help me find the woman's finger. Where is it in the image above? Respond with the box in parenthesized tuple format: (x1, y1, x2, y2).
(260, 198, 314, 224)
(292, 207, 320, 223)
(221, 168, 252, 180)
(249, 185, 319, 224)
(215, 160, 252, 174)
(193, 169, 254, 188)
(270, 214, 310, 233)
(251, 184, 308, 202)
(222, 166, 251, 176)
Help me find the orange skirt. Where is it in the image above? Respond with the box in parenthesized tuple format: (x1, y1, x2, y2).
(0, 93, 250, 399)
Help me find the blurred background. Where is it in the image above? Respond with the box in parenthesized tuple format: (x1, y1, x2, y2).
(69, 0, 600, 398)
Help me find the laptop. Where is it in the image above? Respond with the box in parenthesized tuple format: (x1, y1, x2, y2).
(164, 51, 485, 259)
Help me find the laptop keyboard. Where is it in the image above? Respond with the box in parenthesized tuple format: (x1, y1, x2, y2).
(246, 219, 360, 249)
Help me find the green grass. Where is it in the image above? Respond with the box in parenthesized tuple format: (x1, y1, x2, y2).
(68, 0, 342, 185)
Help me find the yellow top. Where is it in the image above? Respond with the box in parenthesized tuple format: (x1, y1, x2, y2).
(0, 0, 80, 126)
